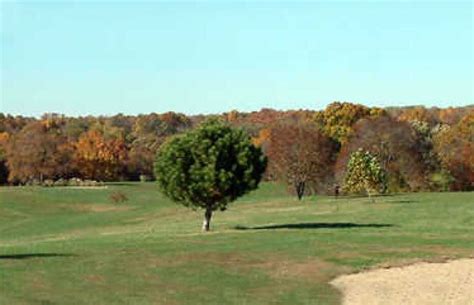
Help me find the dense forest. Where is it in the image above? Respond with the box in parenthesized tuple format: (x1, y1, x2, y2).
(0, 102, 472, 194)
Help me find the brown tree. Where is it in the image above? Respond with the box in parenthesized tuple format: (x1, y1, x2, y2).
(126, 144, 156, 180)
(0, 132, 10, 184)
(6, 121, 74, 184)
(265, 121, 337, 199)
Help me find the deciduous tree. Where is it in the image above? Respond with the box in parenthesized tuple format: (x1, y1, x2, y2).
(343, 149, 387, 201)
(433, 111, 474, 190)
(74, 130, 128, 181)
(0, 132, 10, 184)
(397, 106, 437, 126)
(314, 102, 384, 143)
(336, 116, 428, 191)
(6, 121, 73, 183)
(265, 121, 337, 199)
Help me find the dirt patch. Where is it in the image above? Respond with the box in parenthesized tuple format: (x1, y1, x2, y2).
(331, 258, 474, 305)
(269, 206, 306, 213)
(66, 204, 130, 213)
(84, 274, 105, 283)
(165, 252, 347, 282)
(259, 258, 347, 282)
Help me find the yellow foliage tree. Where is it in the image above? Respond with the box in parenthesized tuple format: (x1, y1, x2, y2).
(314, 102, 385, 143)
(74, 130, 128, 181)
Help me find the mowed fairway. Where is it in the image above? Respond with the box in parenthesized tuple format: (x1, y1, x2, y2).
(0, 183, 473, 305)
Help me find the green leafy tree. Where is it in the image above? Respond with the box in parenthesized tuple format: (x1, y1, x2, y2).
(154, 119, 267, 231)
(343, 149, 387, 201)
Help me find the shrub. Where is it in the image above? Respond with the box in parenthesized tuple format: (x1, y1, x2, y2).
(43, 179, 54, 187)
(139, 174, 151, 182)
(109, 191, 128, 203)
(53, 178, 67, 187)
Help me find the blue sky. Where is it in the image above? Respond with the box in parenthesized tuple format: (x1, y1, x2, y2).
(1, 1, 473, 116)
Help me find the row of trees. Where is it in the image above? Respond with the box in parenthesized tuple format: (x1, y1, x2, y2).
(0, 112, 192, 184)
(0, 103, 472, 193)
(253, 103, 473, 196)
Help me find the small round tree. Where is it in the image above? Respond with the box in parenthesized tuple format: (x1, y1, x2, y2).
(343, 149, 387, 201)
(154, 119, 267, 231)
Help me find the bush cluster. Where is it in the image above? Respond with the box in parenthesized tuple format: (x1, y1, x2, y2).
(41, 178, 105, 187)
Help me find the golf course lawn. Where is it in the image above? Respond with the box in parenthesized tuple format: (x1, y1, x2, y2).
(1, 183, 473, 305)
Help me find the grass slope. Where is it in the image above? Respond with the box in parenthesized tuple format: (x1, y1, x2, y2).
(0, 183, 473, 305)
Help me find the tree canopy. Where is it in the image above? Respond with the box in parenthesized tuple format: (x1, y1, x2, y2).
(314, 102, 385, 144)
(433, 111, 474, 191)
(264, 120, 337, 200)
(343, 149, 387, 200)
(154, 119, 267, 231)
(0, 104, 472, 192)
(336, 116, 428, 192)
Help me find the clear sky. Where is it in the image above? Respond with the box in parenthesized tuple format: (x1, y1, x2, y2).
(1, 1, 473, 117)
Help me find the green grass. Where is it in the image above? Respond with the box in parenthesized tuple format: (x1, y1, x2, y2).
(1, 183, 473, 305)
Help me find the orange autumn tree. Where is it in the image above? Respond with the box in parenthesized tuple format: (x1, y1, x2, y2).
(251, 127, 271, 147)
(74, 130, 128, 181)
(397, 106, 437, 126)
(433, 111, 474, 191)
(437, 107, 465, 125)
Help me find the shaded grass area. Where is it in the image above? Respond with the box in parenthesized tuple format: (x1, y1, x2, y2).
(235, 222, 393, 230)
(0, 253, 76, 260)
(0, 183, 473, 305)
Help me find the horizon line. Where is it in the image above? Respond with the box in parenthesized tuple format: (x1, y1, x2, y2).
(1, 102, 473, 119)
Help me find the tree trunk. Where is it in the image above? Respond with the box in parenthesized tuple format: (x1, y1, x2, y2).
(366, 188, 375, 203)
(295, 182, 305, 200)
(202, 207, 213, 232)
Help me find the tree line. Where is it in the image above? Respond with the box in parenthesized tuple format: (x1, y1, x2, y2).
(0, 103, 472, 194)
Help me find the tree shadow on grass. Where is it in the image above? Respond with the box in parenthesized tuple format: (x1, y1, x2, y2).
(0, 253, 76, 260)
(234, 222, 393, 231)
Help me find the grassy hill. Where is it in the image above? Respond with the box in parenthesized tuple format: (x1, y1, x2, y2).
(1, 183, 473, 305)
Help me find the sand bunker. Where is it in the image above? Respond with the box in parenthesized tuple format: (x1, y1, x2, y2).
(331, 258, 474, 305)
